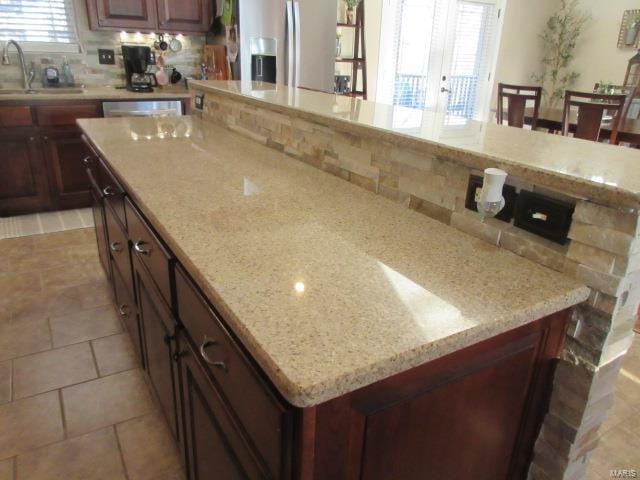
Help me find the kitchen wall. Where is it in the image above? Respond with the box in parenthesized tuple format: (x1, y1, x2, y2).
(493, 0, 637, 104)
(0, 0, 205, 88)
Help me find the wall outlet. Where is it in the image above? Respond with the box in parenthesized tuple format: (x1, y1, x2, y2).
(194, 93, 204, 110)
(98, 49, 115, 65)
(465, 174, 517, 223)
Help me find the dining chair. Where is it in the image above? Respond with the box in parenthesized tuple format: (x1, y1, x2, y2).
(562, 91, 628, 145)
(497, 83, 542, 129)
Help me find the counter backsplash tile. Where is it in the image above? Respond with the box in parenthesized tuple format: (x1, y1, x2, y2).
(193, 86, 640, 480)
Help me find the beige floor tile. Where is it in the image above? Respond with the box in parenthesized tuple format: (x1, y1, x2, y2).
(39, 259, 105, 291)
(63, 369, 154, 438)
(0, 391, 64, 460)
(0, 362, 10, 405)
(28, 229, 95, 252)
(0, 235, 35, 257)
(0, 272, 41, 298)
(3, 250, 71, 276)
(50, 305, 122, 348)
(0, 317, 51, 362)
(117, 412, 182, 480)
(13, 343, 97, 400)
(92, 333, 138, 377)
(15, 427, 126, 480)
(2, 279, 112, 322)
(150, 466, 186, 480)
(0, 458, 12, 480)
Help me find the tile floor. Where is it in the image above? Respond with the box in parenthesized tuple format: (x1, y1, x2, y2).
(0, 227, 638, 479)
(0, 208, 94, 240)
(0, 228, 184, 480)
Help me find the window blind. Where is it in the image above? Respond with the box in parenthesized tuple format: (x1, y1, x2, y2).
(0, 0, 78, 45)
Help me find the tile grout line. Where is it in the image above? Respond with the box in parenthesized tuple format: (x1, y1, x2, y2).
(113, 424, 132, 480)
(88, 339, 102, 378)
(58, 389, 69, 440)
(9, 359, 13, 404)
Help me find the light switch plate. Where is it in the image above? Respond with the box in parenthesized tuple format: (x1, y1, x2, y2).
(98, 49, 115, 65)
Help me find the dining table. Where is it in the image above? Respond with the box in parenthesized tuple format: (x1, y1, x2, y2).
(524, 107, 640, 144)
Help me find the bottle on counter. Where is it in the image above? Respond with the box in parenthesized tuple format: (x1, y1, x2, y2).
(61, 56, 75, 87)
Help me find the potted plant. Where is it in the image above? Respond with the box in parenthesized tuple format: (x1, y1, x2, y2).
(344, 0, 361, 25)
(626, 12, 640, 46)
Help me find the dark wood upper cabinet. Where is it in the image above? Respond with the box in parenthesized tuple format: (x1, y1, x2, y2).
(0, 131, 50, 217)
(86, 0, 211, 33)
(88, 0, 158, 30)
(157, 0, 211, 33)
(43, 129, 93, 210)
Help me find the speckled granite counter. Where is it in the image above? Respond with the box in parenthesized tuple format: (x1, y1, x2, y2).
(0, 85, 190, 103)
(78, 115, 588, 407)
(189, 80, 640, 209)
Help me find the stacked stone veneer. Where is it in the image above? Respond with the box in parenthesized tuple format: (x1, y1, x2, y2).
(194, 89, 640, 480)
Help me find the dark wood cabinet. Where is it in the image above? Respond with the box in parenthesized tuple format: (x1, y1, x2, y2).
(157, 0, 211, 33)
(179, 338, 264, 480)
(88, 169, 111, 278)
(0, 130, 50, 216)
(133, 254, 182, 443)
(88, 0, 158, 30)
(86, 0, 211, 33)
(44, 129, 93, 210)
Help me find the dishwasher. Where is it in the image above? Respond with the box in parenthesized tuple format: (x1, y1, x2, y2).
(102, 100, 183, 117)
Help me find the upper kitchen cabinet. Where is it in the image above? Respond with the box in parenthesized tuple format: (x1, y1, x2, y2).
(86, 0, 212, 33)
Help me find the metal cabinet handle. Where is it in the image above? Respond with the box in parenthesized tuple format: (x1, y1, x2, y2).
(109, 241, 123, 253)
(103, 186, 116, 197)
(83, 156, 93, 165)
(199, 336, 227, 371)
(118, 304, 130, 317)
(29, 136, 35, 142)
(440, 87, 450, 93)
(43, 136, 49, 141)
(133, 240, 150, 255)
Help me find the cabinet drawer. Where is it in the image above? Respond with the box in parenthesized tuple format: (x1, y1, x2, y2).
(0, 106, 32, 127)
(125, 198, 173, 309)
(105, 202, 134, 295)
(98, 159, 126, 227)
(175, 264, 291, 479)
(113, 262, 143, 368)
(35, 103, 101, 126)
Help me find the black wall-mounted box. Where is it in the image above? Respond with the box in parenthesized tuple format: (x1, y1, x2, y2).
(513, 190, 575, 244)
(465, 175, 517, 223)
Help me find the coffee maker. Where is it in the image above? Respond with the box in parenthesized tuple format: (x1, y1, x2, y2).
(122, 46, 157, 92)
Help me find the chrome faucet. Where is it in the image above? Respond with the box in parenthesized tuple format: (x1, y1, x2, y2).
(2, 40, 36, 92)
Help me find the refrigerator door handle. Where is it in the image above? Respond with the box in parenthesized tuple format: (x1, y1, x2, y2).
(293, 1, 301, 88)
(286, 1, 295, 86)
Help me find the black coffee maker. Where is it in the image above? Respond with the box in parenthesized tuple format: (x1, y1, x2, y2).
(122, 46, 157, 92)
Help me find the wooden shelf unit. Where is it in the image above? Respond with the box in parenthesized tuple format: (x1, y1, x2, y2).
(335, 1, 367, 99)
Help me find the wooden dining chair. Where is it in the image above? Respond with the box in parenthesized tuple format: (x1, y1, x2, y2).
(562, 91, 628, 145)
(497, 83, 542, 129)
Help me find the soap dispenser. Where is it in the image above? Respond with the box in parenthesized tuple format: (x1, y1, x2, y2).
(61, 56, 75, 87)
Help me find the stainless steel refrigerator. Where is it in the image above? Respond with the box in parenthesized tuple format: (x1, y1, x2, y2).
(238, 0, 336, 92)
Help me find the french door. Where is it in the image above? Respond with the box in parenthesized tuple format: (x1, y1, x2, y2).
(377, 0, 503, 123)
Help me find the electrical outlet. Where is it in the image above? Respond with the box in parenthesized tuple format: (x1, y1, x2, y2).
(194, 93, 204, 110)
(98, 49, 115, 65)
(465, 174, 517, 223)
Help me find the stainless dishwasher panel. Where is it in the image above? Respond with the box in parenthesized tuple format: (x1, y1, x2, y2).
(102, 100, 183, 117)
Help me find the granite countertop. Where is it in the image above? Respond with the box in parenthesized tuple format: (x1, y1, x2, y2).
(0, 85, 191, 102)
(189, 80, 640, 209)
(78, 115, 589, 407)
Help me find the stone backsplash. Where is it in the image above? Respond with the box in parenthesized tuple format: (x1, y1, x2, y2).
(0, 0, 205, 88)
(193, 86, 640, 480)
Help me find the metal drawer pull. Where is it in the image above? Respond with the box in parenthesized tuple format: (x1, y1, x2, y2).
(200, 336, 227, 371)
(109, 241, 123, 253)
(103, 186, 116, 197)
(133, 240, 151, 255)
(83, 156, 92, 165)
(532, 212, 548, 221)
(118, 304, 130, 317)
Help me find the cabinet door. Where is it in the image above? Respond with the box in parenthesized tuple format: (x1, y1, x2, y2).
(157, 0, 211, 32)
(113, 262, 144, 368)
(134, 256, 181, 440)
(0, 131, 50, 216)
(89, 0, 158, 30)
(44, 129, 92, 210)
(88, 179, 111, 279)
(179, 339, 263, 480)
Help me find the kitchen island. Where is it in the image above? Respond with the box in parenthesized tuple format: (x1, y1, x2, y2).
(79, 114, 588, 479)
